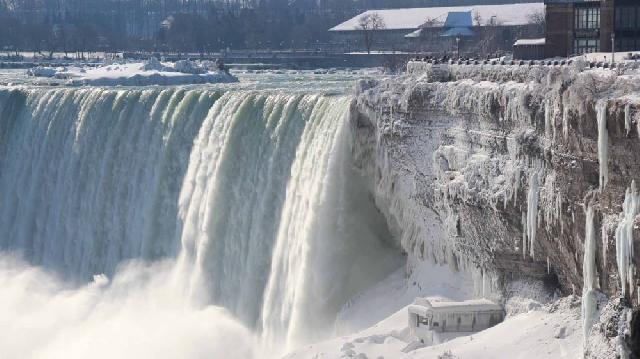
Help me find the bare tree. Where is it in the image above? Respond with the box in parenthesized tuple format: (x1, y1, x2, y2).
(357, 12, 385, 54)
(527, 10, 545, 34)
(472, 11, 482, 26)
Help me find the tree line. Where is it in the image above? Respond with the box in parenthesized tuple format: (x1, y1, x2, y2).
(0, 0, 543, 57)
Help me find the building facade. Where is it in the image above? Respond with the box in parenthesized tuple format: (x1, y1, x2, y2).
(545, 0, 640, 57)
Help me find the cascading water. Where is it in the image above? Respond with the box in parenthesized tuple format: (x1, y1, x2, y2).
(0, 85, 402, 357)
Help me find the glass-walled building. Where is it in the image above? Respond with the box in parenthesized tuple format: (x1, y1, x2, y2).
(614, 2, 640, 51)
(545, 0, 640, 57)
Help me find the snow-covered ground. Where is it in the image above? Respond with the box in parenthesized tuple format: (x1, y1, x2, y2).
(571, 51, 640, 63)
(26, 58, 238, 86)
(286, 296, 582, 359)
(282, 259, 584, 359)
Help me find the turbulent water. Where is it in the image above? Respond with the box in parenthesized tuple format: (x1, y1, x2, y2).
(0, 74, 402, 358)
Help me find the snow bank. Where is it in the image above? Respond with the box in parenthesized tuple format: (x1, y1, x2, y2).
(286, 296, 583, 359)
(27, 58, 238, 86)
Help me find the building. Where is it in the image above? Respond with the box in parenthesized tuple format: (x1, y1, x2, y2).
(513, 38, 546, 59)
(408, 298, 504, 344)
(328, 3, 545, 54)
(545, 0, 640, 57)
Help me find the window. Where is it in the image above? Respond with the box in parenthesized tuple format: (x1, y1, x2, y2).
(615, 7, 637, 30)
(574, 38, 600, 54)
(575, 7, 600, 30)
(616, 37, 638, 52)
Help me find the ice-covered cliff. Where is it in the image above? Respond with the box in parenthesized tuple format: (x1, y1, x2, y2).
(351, 62, 640, 356)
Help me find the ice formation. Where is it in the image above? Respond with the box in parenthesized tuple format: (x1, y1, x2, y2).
(582, 204, 598, 354)
(625, 103, 632, 135)
(596, 100, 609, 190)
(562, 105, 570, 140)
(526, 171, 540, 259)
(615, 181, 640, 296)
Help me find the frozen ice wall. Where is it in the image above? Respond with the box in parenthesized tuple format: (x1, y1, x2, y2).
(354, 62, 640, 307)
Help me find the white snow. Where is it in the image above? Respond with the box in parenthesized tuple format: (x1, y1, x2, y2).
(329, 3, 544, 31)
(26, 58, 238, 86)
(285, 296, 582, 359)
(572, 51, 640, 63)
(336, 260, 474, 336)
(615, 181, 640, 297)
(514, 38, 546, 46)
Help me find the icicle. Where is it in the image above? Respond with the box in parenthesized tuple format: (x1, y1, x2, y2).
(596, 100, 609, 190)
(544, 99, 552, 139)
(527, 171, 540, 259)
(547, 257, 550, 274)
(522, 211, 528, 258)
(582, 204, 598, 355)
(583, 204, 598, 290)
(562, 106, 569, 140)
(512, 167, 521, 205)
(615, 181, 640, 296)
(602, 224, 608, 272)
(625, 103, 632, 136)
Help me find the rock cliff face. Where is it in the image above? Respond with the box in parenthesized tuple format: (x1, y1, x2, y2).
(351, 63, 640, 355)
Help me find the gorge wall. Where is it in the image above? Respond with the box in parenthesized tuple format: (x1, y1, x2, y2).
(351, 62, 640, 355)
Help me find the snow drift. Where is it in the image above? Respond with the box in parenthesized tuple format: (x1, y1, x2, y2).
(26, 58, 238, 86)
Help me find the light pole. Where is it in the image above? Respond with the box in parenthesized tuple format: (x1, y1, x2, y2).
(611, 32, 616, 64)
(456, 36, 460, 59)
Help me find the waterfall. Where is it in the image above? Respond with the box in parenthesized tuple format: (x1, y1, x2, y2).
(0, 87, 213, 278)
(0, 87, 402, 355)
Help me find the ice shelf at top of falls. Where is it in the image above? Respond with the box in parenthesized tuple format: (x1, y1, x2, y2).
(596, 100, 609, 190)
(615, 181, 640, 296)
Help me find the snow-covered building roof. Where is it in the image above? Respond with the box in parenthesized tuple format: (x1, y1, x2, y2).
(410, 298, 503, 317)
(329, 2, 544, 32)
(514, 38, 546, 46)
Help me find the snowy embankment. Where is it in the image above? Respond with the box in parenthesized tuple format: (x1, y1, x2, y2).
(26, 57, 238, 86)
(287, 297, 583, 359)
